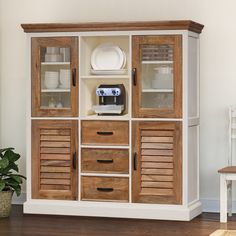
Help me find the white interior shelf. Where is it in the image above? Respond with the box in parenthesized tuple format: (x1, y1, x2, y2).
(142, 61, 173, 64)
(41, 62, 70, 66)
(41, 89, 70, 93)
(142, 88, 173, 93)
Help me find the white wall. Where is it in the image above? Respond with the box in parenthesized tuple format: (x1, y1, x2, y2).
(1, 0, 236, 211)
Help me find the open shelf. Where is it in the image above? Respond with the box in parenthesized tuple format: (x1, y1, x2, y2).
(80, 36, 130, 77)
(80, 114, 130, 120)
(81, 75, 130, 80)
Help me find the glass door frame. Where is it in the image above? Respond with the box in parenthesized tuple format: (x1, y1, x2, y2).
(31, 36, 78, 117)
(132, 35, 182, 118)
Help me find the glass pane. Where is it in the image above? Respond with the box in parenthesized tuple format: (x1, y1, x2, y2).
(40, 46, 71, 109)
(140, 44, 174, 109)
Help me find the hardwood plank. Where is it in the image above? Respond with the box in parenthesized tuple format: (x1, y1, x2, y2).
(2, 206, 232, 236)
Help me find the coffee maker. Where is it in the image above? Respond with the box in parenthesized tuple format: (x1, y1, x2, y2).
(93, 84, 126, 115)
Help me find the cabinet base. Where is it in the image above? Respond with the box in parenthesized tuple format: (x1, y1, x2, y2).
(23, 200, 201, 221)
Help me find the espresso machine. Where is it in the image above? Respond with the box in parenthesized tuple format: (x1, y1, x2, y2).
(93, 84, 126, 115)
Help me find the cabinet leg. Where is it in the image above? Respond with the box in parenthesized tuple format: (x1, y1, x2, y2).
(220, 174, 228, 223)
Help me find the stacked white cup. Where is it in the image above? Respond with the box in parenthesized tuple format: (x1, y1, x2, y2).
(59, 69, 70, 89)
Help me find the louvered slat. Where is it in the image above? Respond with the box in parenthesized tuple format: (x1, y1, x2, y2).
(140, 127, 174, 198)
(39, 127, 72, 192)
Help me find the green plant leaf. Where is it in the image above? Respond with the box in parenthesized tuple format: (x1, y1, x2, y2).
(4, 149, 20, 163)
(11, 185, 21, 196)
(10, 175, 23, 184)
(0, 157, 9, 169)
(0, 147, 14, 153)
(0, 182, 5, 191)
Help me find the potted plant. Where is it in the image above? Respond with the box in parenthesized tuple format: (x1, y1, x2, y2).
(0, 147, 26, 217)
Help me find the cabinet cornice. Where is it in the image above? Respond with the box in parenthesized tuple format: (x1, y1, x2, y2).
(21, 20, 204, 34)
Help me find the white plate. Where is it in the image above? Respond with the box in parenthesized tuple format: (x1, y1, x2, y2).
(91, 43, 124, 70)
(91, 69, 127, 75)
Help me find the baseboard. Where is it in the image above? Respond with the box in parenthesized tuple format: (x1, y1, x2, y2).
(13, 195, 234, 214)
(201, 198, 236, 213)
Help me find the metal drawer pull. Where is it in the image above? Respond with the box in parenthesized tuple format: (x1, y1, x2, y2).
(97, 187, 114, 192)
(97, 131, 113, 135)
(97, 159, 114, 163)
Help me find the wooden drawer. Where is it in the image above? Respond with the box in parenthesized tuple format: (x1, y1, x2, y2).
(81, 121, 129, 146)
(81, 176, 129, 202)
(81, 148, 129, 174)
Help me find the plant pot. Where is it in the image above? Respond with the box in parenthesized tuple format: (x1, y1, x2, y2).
(0, 190, 13, 217)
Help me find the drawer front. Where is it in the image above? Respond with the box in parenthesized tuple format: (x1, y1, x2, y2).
(81, 176, 129, 202)
(81, 121, 129, 146)
(81, 148, 129, 174)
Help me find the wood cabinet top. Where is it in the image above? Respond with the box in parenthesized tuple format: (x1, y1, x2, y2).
(21, 20, 204, 34)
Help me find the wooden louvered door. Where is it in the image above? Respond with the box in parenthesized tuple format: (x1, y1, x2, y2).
(32, 120, 78, 200)
(132, 121, 182, 204)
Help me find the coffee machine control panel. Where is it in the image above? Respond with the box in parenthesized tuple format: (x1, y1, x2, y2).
(96, 88, 121, 97)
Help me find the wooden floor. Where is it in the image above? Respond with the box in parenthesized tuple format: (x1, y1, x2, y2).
(0, 205, 236, 236)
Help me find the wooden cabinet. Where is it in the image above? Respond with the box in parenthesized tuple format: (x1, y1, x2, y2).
(23, 20, 204, 220)
(132, 35, 182, 118)
(31, 37, 78, 117)
(31, 120, 78, 200)
(132, 121, 182, 204)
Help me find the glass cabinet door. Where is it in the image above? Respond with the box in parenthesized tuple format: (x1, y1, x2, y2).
(132, 36, 182, 118)
(31, 37, 78, 117)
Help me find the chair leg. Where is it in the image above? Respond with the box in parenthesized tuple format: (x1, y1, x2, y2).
(220, 174, 228, 223)
(228, 180, 232, 217)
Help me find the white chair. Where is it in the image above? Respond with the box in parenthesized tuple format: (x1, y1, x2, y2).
(218, 105, 236, 222)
